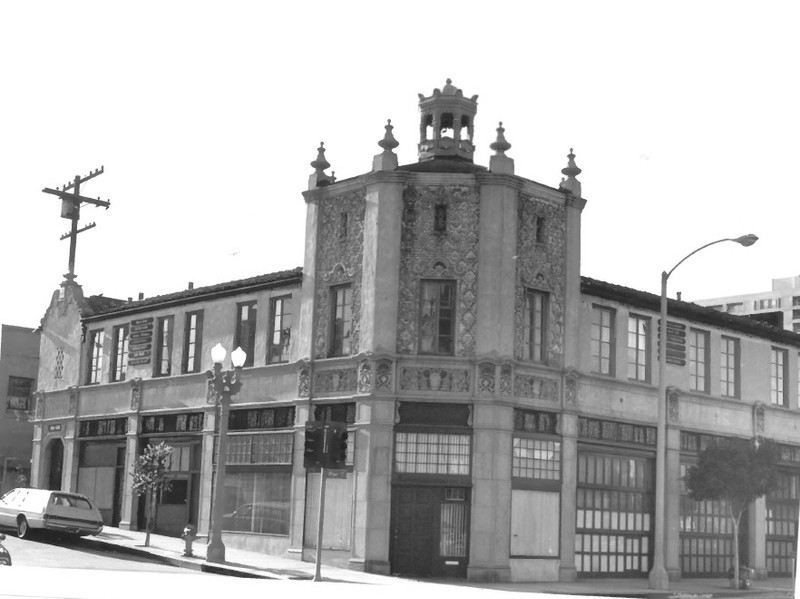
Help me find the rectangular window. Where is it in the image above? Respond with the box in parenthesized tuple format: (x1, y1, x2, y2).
(720, 336, 740, 398)
(221, 471, 291, 536)
(330, 285, 353, 357)
(182, 311, 204, 374)
(793, 296, 800, 307)
(419, 280, 456, 355)
(771, 348, 788, 407)
(688, 329, 709, 393)
(111, 324, 129, 382)
(154, 316, 174, 377)
(235, 301, 257, 367)
(87, 329, 104, 384)
(534, 216, 545, 243)
(512, 437, 561, 480)
(6, 376, 34, 411)
(793, 309, 800, 320)
(394, 432, 470, 476)
(627, 315, 650, 382)
(523, 290, 548, 363)
(591, 306, 615, 375)
(268, 295, 293, 364)
(434, 204, 447, 233)
(511, 489, 559, 557)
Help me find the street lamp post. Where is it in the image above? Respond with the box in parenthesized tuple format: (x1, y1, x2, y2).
(206, 342, 247, 564)
(649, 233, 758, 590)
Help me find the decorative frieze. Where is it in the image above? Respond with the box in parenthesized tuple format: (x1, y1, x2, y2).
(68, 385, 79, 416)
(667, 387, 680, 423)
(298, 366, 310, 398)
(397, 185, 480, 356)
(564, 370, 578, 406)
(357, 361, 372, 393)
(515, 195, 566, 365)
(499, 364, 513, 396)
(753, 402, 766, 438)
(478, 362, 495, 396)
(130, 378, 143, 411)
(514, 409, 559, 435)
(375, 359, 393, 391)
(579, 417, 656, 447)
(400, 367, 470, 393)
(314, 368, 358, 394)
(514, 374, 559, 401)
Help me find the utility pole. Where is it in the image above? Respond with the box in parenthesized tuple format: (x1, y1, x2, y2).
(42, 167, 110, 282)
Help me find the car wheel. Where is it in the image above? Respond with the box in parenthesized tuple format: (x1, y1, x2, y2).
(17, 516, 30, 539)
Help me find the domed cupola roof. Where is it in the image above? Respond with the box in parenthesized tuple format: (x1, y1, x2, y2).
(417, 79, 478, 162)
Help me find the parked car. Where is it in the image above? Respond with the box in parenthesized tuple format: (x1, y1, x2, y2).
(0, 532, 10, 565)
(0, 488, 104, 539)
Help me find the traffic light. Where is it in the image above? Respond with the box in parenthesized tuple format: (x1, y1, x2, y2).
(326, 422, 349, 469)
(303, 421, 325, 468)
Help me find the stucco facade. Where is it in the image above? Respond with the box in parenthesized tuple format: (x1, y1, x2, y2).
(30, 80, 800, 583)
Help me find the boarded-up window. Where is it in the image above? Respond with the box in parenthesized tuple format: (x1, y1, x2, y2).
(510, 489, 560, 557)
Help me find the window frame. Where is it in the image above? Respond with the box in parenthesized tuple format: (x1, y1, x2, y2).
(688, 328, 710, 394)
(627, 314, 651, 383)
(86, 329, 104, 385)
(153, 316, 174, 377)
(182, 310, 204, 374)
(770, 347, 789, 407)
(591, 305, 615, 376)
(235, 301, 257, 367)
(523, 289, 548, 363)
(267, 295, 292, 364)
(418, 279, 456, 356)
(110, 323, 129, 383)
(329, 285, 353, 357)
(720, 335, 740, 399)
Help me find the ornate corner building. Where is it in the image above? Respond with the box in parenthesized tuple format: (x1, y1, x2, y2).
(30, 80, 800, 583)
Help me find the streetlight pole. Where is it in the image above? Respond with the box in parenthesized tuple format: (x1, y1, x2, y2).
(206, 343, 247, 564)
(649, 234, 757, 590)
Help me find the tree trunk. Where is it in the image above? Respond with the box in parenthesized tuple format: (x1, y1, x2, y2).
(145, 490, 153, 547)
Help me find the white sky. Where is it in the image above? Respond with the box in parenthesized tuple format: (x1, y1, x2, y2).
(3, 1, 799, 329)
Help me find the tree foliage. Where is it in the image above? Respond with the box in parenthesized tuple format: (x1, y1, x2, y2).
(131, 442, 173, 547)
(684, 437, 779, 587)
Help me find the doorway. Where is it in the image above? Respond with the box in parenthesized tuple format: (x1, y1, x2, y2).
(46, 439, 64, 491)
(390, 486, 470, 578)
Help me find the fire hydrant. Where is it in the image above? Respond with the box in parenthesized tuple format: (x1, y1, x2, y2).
(181, 524, 198, 557)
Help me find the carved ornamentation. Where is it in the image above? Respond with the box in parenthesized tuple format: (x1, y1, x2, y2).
(33, 391, 45, 420)
(564, 370, 579, 406)
(68, 385, 79, 416)
(514, 195, 566, 365)
(298, 367, 310, 398)
(514, 375, 559, 401)
(397, 185, 480, 356)
(357, 361, 372, 393)
(130, 377, 143, 411)
(314, 368, 358, 394)
(753, 402, 766, 438)
(478, 362, 495, 396)
(375, 359, 393, 391)
(399, 368, 470, 392)
(500, 364, 513, 396)
(667, 387, 680, 423)
(206, 377, 218, 405)
(314, 191, 366, 358)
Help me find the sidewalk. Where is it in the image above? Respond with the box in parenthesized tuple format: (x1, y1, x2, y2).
(82, 527, 795, 598)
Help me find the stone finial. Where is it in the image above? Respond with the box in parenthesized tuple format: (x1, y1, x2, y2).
(308, 142, 334, 189)
(373, 119, 399, 172)
(489, 121, 514, 175)
(490, 121, 511, 156)
(558, 148, 582, 197)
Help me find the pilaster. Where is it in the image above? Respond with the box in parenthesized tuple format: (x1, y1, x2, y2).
(559, 413, 578, 581)
(563, 194, 584, 370)
(295, 200, 319, 361)
(197, 406, 216, 535)
(749, 496, 767, 579)
(665, 426, 682, 580)
(118, 415, 140, 530)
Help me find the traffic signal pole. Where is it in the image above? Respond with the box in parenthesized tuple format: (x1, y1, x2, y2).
(313, 466, 328, 582)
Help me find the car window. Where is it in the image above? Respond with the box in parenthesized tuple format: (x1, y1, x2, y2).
(52, 494, 93, 510)
(0, 490, 18, 503)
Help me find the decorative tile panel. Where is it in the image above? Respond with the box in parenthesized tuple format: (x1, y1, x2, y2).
(314, 191, 366, 358)
(500, 364, 513, 396)
(130, 378, 143, 411)
(375, 359, 393, 391)
(667, 387, 680, 423)
(298, 366, 310, 398)
(357, 360, 372, 393)
(313, 368, 358, 394)
(399, 367, 470, 392)
(515, 194, 566, 365)
(478, 362, 495, 396)
(513, 374, 559, 401)
(397, 185, 480, 356)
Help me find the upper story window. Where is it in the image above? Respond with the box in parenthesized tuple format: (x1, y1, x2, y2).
(591, 305, 615, 376)
(434, 205, 447, 234)
(523, 289, 548, 363)
(756, 298, 781, 310)
(771, 347, 788, 407)
(793, 296, 800, 307)
(627, 314, 650, 382)
(268, 295, 293, 364)
(87, 329, 104, 385)
(534, 216, 545, 243)
(330, 285, 353, 357)
(419, 279, 455, 355)
(7, 376, 34, 411)
(720, 336, 740, 398)
(154, 316, 174, 377)
(338, 212, 348, 238)
(688, 329, 710, 393)
(182, 310, 204, 374)
(235, 301, 257, 367)
(111, 324, 129, 382)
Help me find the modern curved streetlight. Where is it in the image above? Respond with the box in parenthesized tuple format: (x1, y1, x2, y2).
(206, 343, 247, 564)
(649, 234, 758, 590)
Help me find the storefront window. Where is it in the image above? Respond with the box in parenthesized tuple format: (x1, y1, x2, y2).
(221, 471, 291, 535)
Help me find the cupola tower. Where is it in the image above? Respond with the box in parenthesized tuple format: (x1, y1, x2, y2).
(417, 79, 478, 162)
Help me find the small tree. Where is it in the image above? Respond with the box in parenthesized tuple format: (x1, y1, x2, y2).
(684, 437, 779, 587)
(131, 442, 173, 547)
